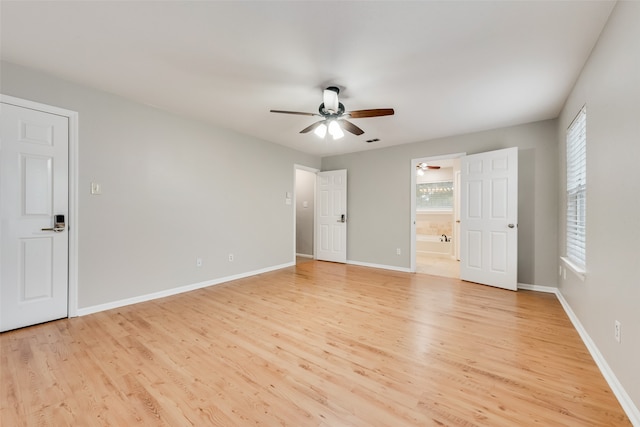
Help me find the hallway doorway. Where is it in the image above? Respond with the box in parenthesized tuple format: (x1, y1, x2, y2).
(294, 166, 318, 263)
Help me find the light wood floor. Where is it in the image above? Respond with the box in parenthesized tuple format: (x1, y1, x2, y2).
(416, 253, 460, 279)
(1, 261, 630, 426)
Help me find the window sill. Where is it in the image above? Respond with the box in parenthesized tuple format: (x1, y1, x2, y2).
(561, 257, 586, 281)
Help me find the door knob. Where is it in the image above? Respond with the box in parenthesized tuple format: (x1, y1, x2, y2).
(41, 227, 65, 232)
(337, 214, 346, 223)
(508, 223, 515, 228)
(42, 214, 65, 232)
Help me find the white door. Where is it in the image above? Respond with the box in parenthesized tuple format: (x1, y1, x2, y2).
(316, 170, 347, 263)
(0, 102, 69, 331)
(460, 147, 518, 290)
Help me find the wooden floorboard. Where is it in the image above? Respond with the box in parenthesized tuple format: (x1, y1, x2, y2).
(0, 261, 631, 426)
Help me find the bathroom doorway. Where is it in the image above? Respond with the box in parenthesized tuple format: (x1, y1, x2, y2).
(294, 165, 318, 264)
(411, 154, 464, 278)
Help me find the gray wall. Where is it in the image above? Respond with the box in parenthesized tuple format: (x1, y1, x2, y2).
(322, 119, 559, 287)
(557, 1, 640, 410)
(295, 169, 315, 256)
(1, 61, 320, 309)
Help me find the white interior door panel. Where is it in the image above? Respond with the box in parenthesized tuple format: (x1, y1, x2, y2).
(460, 147, 518, 290)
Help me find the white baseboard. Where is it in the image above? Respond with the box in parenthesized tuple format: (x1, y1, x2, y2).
(346, 259, 412, 273)
(517, 283, 639, 425)
(296, 253, 314, 259)
(517, 283, 558, 293)
(554, 291, 640, 426)
(77, 261, 295, 316)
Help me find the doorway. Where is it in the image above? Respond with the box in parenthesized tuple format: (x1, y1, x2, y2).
(411, 148, 519, 290)
(411, 153, 464, 278)
(294, 165, 318, 264)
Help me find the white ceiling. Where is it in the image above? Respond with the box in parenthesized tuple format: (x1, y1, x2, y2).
(1, 1, 615, 157)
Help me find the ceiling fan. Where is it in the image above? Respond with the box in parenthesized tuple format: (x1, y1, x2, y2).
(270, 86, 394, 139)
(416, 162, 441, 176)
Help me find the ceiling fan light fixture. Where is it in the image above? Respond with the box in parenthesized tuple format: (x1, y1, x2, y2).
(328, 120, 344, 139)
(417, 162, 428, 175)
(314, 123, 327, 138)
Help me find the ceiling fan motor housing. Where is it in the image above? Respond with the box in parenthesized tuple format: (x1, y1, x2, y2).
(322, 86, 341, 115)
(319, 102, 345, 118)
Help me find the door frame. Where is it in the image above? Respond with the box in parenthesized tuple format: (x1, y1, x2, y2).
(293, 164, 319, 262)
(410, 152, 465, 273)
(1, 94, 79, 317)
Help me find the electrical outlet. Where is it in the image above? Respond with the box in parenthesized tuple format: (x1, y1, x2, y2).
(562, 267, 566, 280)
(396, 248, 401, 256)
(228, 253, 234, 262)
(559, 266, 562, 276)
(90, 182, 102, 195)
(614, 320, 621, 343)
(196, 257, 202, 267)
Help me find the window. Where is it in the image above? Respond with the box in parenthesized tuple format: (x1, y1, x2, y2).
(566, 106, 587, 270)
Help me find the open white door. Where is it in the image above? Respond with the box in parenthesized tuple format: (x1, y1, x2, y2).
(460, 147, 518, 290)
(1, 102, 69, 331)
(316, 170, 347, 263)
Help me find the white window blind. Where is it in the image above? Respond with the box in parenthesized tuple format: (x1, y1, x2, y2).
(566, 106, 587, 269)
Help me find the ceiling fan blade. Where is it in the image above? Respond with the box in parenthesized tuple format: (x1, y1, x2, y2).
(300, 120, 325, 134)
(347, 108, 395, 119)
(338, 119, 364, 136)
(270, 109, 319, 117)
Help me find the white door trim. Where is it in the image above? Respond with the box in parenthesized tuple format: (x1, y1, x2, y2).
(410, 153, 466, 273)
(293, 164, 319, 262)
(1, 94, 79, 317)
